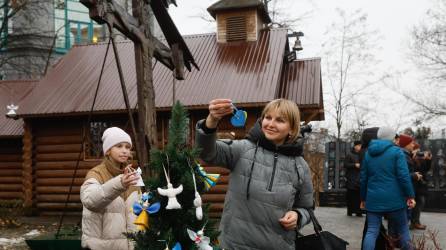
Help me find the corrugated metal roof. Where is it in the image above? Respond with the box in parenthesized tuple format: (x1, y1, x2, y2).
(0, 80, 37, 137)
(18, 29, 290, 116)
(279, 57, 323, 107)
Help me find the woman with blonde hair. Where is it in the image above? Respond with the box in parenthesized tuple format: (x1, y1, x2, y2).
(195, 98, 314, 250)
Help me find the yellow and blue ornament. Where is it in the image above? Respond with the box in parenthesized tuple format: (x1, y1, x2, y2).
(133, 192, 161, 231)
(195, 162, 220, 191)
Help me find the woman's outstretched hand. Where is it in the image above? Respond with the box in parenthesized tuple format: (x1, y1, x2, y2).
(206, 99, 233, 129)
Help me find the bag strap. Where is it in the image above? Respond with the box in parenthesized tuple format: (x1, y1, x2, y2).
(307, 209, 323, 235)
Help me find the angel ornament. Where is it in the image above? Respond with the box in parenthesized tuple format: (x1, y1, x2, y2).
(157, 162, 183, 209)
(187, 228, 212, 250)
(134, 167, 145, 186)
(126, 166, 145, 187)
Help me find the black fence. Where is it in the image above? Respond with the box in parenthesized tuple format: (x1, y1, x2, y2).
(324, 141, 349, 192)
(320, 140, 446, 212)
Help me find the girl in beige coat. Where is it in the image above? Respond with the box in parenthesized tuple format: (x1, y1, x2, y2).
(81, 127, 140, 250)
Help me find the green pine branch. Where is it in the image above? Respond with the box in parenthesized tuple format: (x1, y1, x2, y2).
(128, 101, 220, 250)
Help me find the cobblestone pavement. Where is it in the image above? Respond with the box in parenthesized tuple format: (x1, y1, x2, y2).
(0, 208, 445, 250)
(300, 206, 446, 250)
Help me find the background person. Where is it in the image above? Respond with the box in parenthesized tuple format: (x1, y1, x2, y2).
(361, 127, 415, 250)
(345, 140, 363, 216)
(410, 146, 432, 230)
(398, 134, 419, 224)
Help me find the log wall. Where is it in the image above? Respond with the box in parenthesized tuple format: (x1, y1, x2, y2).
(32, 118, 100, 215)
(0, 138, 23, 200)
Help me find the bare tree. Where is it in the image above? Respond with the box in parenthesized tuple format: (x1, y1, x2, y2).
(0, 0, 55, 79)
(407, 0, 446, 118)
(322, 8, 381, 140)
(264, 0, 313, 30)
(304, 129, 332, 206)
(410, 0, 446, 83)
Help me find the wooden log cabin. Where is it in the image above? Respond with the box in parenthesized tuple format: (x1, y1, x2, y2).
(0, 80, 37, 205)
(2, 0, 325, 217)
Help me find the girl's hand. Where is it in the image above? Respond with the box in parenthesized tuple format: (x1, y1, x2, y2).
(206, 99, 233, 128)
(121, 164, 139, 188)
(279, 211, 299, 230)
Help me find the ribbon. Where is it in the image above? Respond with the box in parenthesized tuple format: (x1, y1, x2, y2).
(195, 162, 220, 191)
(133, 192, 161, 231)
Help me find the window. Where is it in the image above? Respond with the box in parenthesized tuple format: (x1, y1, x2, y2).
(54, 0, 104, 52)
(84, 119, 134, 160)
(0, 1, 13, 45)
(84, 121, 109, 160)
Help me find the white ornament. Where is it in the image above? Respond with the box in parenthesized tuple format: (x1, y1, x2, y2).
(134, 167, 145, 186)
(6, 104, 18, 118)
(194, 191, 203, 220)
(157, 183, 183, 209)
(158, 160, 183, 210)
(190, 168, 203, 220)
(187, 228, 212, 250)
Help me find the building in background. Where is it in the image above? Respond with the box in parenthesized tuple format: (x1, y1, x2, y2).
(0, 0, 103, 80)
(0, 0, 164, 80)
(0, 0, 325, 216)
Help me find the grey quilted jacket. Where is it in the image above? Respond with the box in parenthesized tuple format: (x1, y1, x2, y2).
(195, 120, 314, 250)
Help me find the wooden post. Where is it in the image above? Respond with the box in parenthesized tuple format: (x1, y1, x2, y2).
(171, 43, 183, 105)
(22, 121, 34, 215)
(132, 0, 157, 174)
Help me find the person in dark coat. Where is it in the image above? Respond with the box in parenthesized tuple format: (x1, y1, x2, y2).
(346, 140, 362, 216)
(398, 134, 419, 226)
(410, 145, 432, 230)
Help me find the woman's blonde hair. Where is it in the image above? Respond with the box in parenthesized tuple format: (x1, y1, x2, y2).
(261, 99, 301, 142)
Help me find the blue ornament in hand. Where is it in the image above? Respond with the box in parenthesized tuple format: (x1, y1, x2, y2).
(230, 104, 247, 127)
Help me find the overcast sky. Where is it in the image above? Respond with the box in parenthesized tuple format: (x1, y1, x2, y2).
(168, 0, 446, 138)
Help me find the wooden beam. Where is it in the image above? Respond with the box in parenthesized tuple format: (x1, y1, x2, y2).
(22, 122, 33, 210)
(132, 0, 157, 175)
(171, 43, 185, 80)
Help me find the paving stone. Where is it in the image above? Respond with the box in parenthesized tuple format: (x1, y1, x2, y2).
(300, 207, 446, 250)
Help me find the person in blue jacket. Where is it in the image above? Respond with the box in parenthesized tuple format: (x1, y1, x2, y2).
(360, 127, 416, 250)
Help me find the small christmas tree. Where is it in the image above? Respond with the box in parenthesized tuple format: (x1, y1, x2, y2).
(128, 101, 219, 250)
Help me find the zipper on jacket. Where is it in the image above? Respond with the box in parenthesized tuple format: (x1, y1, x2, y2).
(268, 152, 279, 191)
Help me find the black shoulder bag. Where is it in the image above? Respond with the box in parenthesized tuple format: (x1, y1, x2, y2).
(295, 209, 349, 250)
